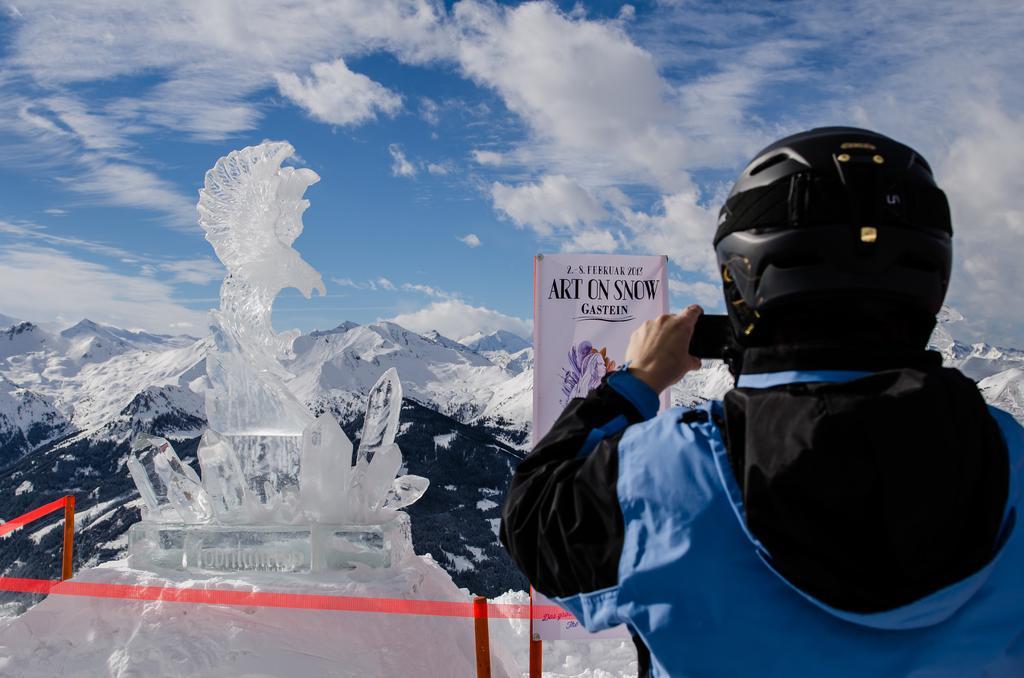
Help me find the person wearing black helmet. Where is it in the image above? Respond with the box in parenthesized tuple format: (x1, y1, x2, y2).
(500, 127, 1024, 677)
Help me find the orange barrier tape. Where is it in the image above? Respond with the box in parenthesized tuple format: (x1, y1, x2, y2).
(0, 576, 574, 620)
(0, 497, 69, 538)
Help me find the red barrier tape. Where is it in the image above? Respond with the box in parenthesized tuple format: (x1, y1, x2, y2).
(0, 576, 574, 620)
(0, 497, 576, 622)
(0, 497, 68, 538)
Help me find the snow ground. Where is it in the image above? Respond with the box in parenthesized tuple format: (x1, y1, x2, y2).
(0, 558, 637, 677)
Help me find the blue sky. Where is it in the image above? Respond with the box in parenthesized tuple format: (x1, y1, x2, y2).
(0, 1, 1021, 344)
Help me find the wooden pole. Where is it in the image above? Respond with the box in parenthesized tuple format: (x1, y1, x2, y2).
(529, 637, 543, 677)
(473, 596, 491, 678)
(529, 588, 542, 678)
(61, 495, 75, 581)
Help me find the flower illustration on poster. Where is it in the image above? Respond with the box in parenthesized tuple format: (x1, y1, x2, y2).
(561, 340, 617, 404)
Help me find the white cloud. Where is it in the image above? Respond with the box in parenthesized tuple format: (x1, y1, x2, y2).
(668, 278, 723, 310)
(491, 175, 607, 235)
(451, 1, 790, 278)
(561, 229, 618, 253)
(751, 1, 1024, 345)
(332, 277, 366, 291)
(158, 257, 224, 285)
(453, 1, 770, 190)
(0, 218, 159, 264)
(2, 96, 196, 228)
(426, 162, 451, 175)
(333, 276, 457, 299)
(2, 0, 1022, 344)
(456, 1, 679, 185)
(0, 246, 206, 333)
(40, 95, 131, 154)
(276, 58, 402, 127)
(0, 0, 452, 225)
(15, 101, 72, 140)
(4, 1, 451, 136)
(44, 208, 67, 216)
(389, 299, 531, 340)
(457, 233, 481, 248)
(67, 156, 197, 229)
(401, 282, 455, 299)
(619, 186, 720, 277)
(1, 222, 221, 290)
(332, 277, 397, 292)
(471, 149, 504, 166)
(420, 97, 441, 125)
(388, 144, 417, 178)
(935, 105, 1024, 345)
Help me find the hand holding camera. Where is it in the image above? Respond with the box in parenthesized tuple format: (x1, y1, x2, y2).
(624, 305, 704, 394)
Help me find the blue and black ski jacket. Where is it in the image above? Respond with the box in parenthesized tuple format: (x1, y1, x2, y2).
(500, 349, 1023, 677)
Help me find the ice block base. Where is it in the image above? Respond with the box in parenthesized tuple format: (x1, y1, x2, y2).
(127, 513, 412, 574)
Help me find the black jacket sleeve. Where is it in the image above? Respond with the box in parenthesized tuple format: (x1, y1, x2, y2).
(499, 372, 660, 677)
(499, 376, 652, 598)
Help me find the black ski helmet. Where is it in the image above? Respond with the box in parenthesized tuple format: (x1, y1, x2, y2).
(714, 126, 952, 344)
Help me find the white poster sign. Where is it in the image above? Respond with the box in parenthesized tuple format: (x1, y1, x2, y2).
(531, 253, 669, 641)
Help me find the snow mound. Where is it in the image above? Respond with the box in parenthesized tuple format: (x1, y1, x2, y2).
(0, 560, 640, 677)
(0, 557, 521, 677)
(671, 360, 734, 408)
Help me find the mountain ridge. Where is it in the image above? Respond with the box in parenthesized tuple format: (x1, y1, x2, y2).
(1, 307, 1022, 610)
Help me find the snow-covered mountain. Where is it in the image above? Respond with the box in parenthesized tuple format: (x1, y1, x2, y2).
(668, 306, 1024, 411)
(460, 329, 531, 354)
(928, 308, 1024, 383)
(58, 319, 196, 367)
(0, 315, 536, 602)
(1, 307, 1022, 608)
(0, 374, 72, 465)
(287, 321, 529, 435)
(2, 306, 1020, 460)
(0, 322, 57, 362)
(979, 368, 1024, 421)
(0, 318, 532, 450)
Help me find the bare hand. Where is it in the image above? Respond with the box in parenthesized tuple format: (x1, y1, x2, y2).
(624, 306, 703, 394)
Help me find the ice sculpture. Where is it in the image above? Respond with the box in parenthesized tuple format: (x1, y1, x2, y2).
(127, 142, 427, 573)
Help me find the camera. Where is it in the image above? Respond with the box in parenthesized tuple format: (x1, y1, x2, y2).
(689, 314, 730, 360)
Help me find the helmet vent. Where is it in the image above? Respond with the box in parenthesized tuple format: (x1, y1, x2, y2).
(749, 153, 789, 176)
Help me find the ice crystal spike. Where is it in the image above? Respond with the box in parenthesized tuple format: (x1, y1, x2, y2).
(197, 430, 249, 520)
(131, 433, 213, 524)
(128, 438, 183, 523)
(383, 475, 430, 511)
(362, 443, 403, 514)
(357, 368, 402, 463)
(127, 453, 174, 522)
(300, 414, 354, 522)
